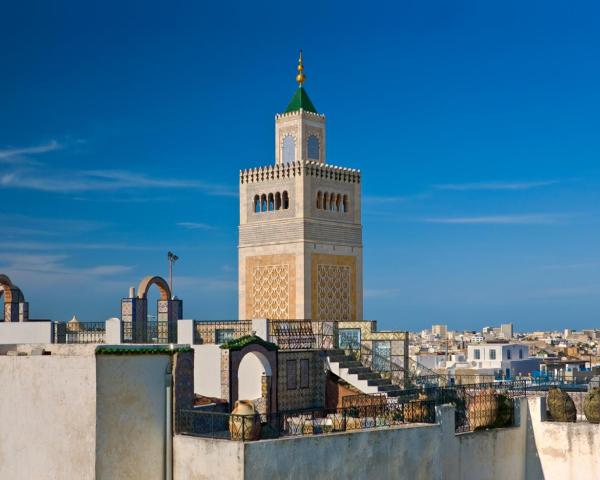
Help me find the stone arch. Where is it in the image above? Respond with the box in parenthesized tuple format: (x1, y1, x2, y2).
(0, 274, 28, 322)
(316, 191, 322, 209)
(228, 343, 278, 414)
(238, 350, 272, 400)
(121, 275, 181, 342)
(137, 276, 172, 300)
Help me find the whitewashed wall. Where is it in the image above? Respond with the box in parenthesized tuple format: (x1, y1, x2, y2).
(193, 344, 223, 398)
(0, 348, 97, 479)
(0, 321, 53, 344)
(95, 354, 170, 480)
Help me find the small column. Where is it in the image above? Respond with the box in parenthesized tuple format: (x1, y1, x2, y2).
(252, 318, 269, 341)
(105, 317, 122, 344)
(121, 295, 148, 343)
(177, 319, 194, 345)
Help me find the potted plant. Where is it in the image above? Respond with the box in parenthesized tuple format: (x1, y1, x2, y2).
(547, 387, 577, 422)
(583, 387, 600, 423)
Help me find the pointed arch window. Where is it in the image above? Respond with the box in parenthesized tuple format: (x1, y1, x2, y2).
(282, 191, 290, 209)
(343, 194, 349, 213)
(261, 194, 267, 212)
(316, 191, 322, 209)
(323, 192, 329, 210)
(307, 135, 320, 160)
(282, 135, 295, 164)
(268, 193, 274, 211)
(254, 195, 260, 213)
(275, 192, 282, 210)
(336, 194, 341, 212)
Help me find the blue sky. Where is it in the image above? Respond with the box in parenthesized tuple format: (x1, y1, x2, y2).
(2, 1, 600, 331)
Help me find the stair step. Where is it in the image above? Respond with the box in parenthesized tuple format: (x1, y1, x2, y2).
(367, 378, 392, 387)
(339, 361, 362, 369)
(357, 372, 380, 380)
(385, 390, 403, 397)
(347, 367, 371, 375)
(377, 384, 398, 392)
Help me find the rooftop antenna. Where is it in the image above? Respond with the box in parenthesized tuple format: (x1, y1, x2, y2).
(167, 251, 179, 298)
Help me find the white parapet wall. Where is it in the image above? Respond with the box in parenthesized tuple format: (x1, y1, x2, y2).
(0, 321, 53, 344)
(526, 396, 600, 479)
(0, 345, 173, 480)
(174, 400, 529, 480)
(192, 344, 223, 398)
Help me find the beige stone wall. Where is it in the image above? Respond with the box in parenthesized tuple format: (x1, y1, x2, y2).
(310, 253, 357, 322)
(243, 253, 297, 320)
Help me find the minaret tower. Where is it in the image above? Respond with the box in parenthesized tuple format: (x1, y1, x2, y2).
(239, 52, 363, 321)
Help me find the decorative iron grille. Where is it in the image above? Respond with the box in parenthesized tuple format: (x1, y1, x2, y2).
(120, 321, 176, 344)
(53, 321, 106, 344)
(268, 320, 336, 350)
(176, 399, 437, 441)
(193, 320, 253, 345)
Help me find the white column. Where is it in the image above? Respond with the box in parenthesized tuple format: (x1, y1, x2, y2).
(252, 318, 269, 341)
(177, 319, 194, 345)
(105, 318, 122, 344)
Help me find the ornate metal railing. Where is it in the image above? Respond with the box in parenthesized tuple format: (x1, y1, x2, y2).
(121, 321, 177, 344)
(53, 321, 106, 344)
(268, 320, 336, 350)
(342, 380, 529, 433)
(193, 320, 253, 344)
(176, 399, 437, 441)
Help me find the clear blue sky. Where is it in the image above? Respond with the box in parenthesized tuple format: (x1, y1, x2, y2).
(2, 1, 600, 331)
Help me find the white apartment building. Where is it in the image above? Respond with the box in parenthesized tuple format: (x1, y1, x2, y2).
(467, 343, 531, 377)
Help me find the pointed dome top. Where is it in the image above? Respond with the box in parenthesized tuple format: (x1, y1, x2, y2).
(283, 50, 318, 114)
(69, 315, 79, 323)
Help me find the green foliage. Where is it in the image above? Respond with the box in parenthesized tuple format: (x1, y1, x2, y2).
(492, 393, 513, 428)
(547, 387, 577, 422)
(219, 335, 278, 351)
(95, 345, 193, 355)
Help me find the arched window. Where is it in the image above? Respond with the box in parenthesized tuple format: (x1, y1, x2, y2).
(275, 192, 282, 210)
(268, 193, 274, 211)
(323, 192, 329, 210)
(254, 195, 260, 213)
(336, 194, 341, 212)
(261, 194, 267, 212)
(316, 191, 322, 209)
(282, 135, 295, 164)
(343, 194, 349, 213)
(307, 135, 320, 160)
(282, 191, 289, 209)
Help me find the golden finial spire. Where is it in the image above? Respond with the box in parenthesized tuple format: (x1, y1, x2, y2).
(296, 49, 305, 86)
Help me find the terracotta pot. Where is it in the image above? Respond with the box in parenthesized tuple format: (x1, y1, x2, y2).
(583, 388, 600, 424)
(229, 400, 261, 441)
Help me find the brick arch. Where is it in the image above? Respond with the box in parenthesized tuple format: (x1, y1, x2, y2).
(137, 276, 171, 301)
(0, 274, 24, 303)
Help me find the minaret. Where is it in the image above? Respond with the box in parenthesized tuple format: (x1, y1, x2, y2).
(239, 52, 363, 322)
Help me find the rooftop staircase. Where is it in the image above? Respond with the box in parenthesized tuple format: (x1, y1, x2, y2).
(326, 349, 405, 397)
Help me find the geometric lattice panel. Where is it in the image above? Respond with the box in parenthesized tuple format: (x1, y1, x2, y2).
(317, 264, 351, 321)
(251, 264, 290, 319)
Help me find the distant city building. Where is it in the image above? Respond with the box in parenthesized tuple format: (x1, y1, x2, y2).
(432, 324, 448, 339)
(500, 323, 514, 339)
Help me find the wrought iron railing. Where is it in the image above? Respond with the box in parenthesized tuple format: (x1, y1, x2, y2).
(176, 400, 437, 441)
(121, 321, 177, 344)
(268, 320, 336, 350)
(53, 321, 106, 344)
(342, 380, 529, 433)
(193, 320, 253, 345)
